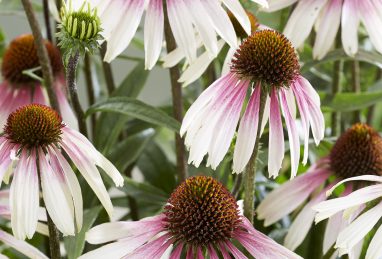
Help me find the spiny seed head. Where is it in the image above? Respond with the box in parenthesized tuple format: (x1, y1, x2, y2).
(164, 176, 241, 247)
(228, 11, 258, 39)
(4, 104, 64, 148)
(230, 30, 300, 88)
(1, 34, 62, 85)
(57, 0, 102, 64)
(330, 123, 382, 178)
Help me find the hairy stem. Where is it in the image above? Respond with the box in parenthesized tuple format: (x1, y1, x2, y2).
(351, 60, 361, 123)
(164, 4, 187, 182)
(231, 174, 243, 199)
(21, 0, 59, 112)
(243, 89, 267, 223)
(67, 52, 88, 137)
(46, 215, 61, 259)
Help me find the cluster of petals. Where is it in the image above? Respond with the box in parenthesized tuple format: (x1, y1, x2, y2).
(181, 72, 324, 177)
(264, 0, 382, 59)
(0, 118, 123, 240)
(256, 158, 365, 258)
(82, 0, 268, 69)
(313, 175, 382, 258)
(80, 206, 301, 259)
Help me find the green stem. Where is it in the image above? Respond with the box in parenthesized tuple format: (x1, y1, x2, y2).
(331, 37, 343, 136)
(84, 54, 96, 137)
(351, 60, 361, 123)
(163, 3, 187, 182)
(243, 89, 267, 223)
(42, 0, 52, 42)
(100, 43, 116, 95)
(67, 52, 88, 137)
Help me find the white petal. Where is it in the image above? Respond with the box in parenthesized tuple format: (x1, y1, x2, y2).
(199, 0, 237, 48)
(358, 0, 382, 54)
(323, 212, 344, 254)
(336, 201, 382, 251)
(161, 47, 186, 68)
(341, 0, 360, 56)
(96, 1, 126, 40)
(250, 0, 269, 8)
(39, 148, 75, 236)
(0, 230, 48, 259)
(10, 151, 39, 240)
(326, 175, 382, 196)
(56, 81, 78, 131)
(144, 0, 164, 69)
(262, 0, 297, 12)
(260, 94, 270, 135)
(268, 89, 284, 178)
(283, 0, 327, 48)
(79, 240, 131, 259)
(222, 44, 237, 75)
(313, 0, 342, 59)
(222, 0, 251, 35)
(366, 224, 382, 259)
(167, 0, 197, 62)
(233, 86, 261, 174)
(104, 1, 145, 62)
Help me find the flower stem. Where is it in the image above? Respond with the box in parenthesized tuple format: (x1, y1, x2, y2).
(100, 43, 116, 94)
(67, 52, 88, 137)
(243, 88, 267, 223)
(42, 0, 52, 42)
(351, 60, 361, 123)
(331, 37, 343, 136)
(163, 4, 187, 182)
(47, 214, 61, 259)
(21, 0, 59, 112)
(84, 54, 96, 137)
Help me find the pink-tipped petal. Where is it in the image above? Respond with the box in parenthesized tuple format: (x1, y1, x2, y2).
(0, 230, 48, 259)
(127, 234, 172, 259)
(280, 89, 300, 178)
(341, 0, 360, 56)
(207, 244, 219, 259)
(233, 85, 261, 174)
(79, 240, 131, 259)
(10, 150, 39, 240)
(38, 148, 75, 236)
(257, 167, 330, 226)
(169, 243, 184, 259)
(225, 240, 247, 259)
(268, 89, 284, 178)
(144, 0, 164, 69)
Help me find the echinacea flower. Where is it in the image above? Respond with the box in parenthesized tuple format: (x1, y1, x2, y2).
(162, 11, 261, 86)
(314, 175, 382, 259)
(0, 34, 77, 130)
(181, 30, 324, 177)
(80, 176, 301, 259)
(263, 0, 382, 59)
(0, 230, 48, 259)
(0, 104, 124, 240)
(257, 123, 382, 257)
(84, 0, 268, 69)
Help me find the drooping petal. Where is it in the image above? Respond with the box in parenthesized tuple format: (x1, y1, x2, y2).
(224, 240, 247, 259)
(283, 0, 327, 48)
(257, 167, 330, 226)
(104, 1, 145, 62)
(313, 0, 342, 59)
(313, 184, 382, 223)
(222, 0, 251, 35)
(207, 244, 219, 259)
(144, 0, 164, 69)
(326, 175, 382, 196)
(323, 211, 344, 254)
(10, 150, 39, 240)
(55, 79, 78, 131)
(280, 89, 300, 178)
(268, 88, 284, 178)
(0, 230, 48, 259)
(222, 44, 238, 75)
(341, 0, 360, 56)
(79, 240, 131, 259)
(366, 224, 382, 259)
(358, 0, 382, 54)
(262, 0, 297, 12)
(126, 234, 173, 259)
(169, 243, 184, 259)
(233, 85, 261, 174)
(336, 201, 382, 252)
(39, 148, 75, 236)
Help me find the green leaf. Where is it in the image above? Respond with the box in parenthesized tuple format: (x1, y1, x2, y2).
(94, 61, 149, 152)
(87, 97, 180, 132)
(64, 206, 102, 259)
(119, 176, 168, 205)
(0, 28, 5, 57)
(108, 129, 155, 172)
(321, 91, 382, 112)
(302, 49, 382, 73)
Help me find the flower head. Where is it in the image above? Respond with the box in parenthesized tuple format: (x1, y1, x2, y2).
(263, 0, 382, 59)
(57, 0, 102, 62)
(81, 176, 301, 259)
(0, 104, 123, 240)
(85, 0, 268, 69)
(0, 34, 78, 130)
(257, 123, 382, 255)
(181, 30, 324, 177)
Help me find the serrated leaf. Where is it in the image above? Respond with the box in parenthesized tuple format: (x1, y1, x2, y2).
(87, 97, 180, 132)
(64, 206, 102, 259)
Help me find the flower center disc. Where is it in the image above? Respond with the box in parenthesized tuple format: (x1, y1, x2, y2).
(1, 34, 62, 85)
(330, 123, 382, 178)
(230, 30, 300, 88)
(164, 176, 240, 247)
(4, 104, 63, 148)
